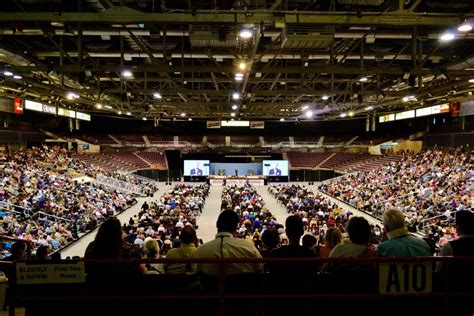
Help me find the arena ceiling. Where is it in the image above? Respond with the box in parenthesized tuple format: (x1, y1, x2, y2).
(0, 0, 473, 121)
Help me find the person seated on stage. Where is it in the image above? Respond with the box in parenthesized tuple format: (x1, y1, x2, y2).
(196, 210, 263, 275)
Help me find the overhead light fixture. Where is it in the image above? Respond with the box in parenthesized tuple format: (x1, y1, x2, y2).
(235, 73, 244, 81)
(117, 111, 122, 115)
(301, 105, 309, 110)
(66, 92, 79, 100)
(13, 75, 22, 79)
(303, 61, 309, 68)
(121, 69, 133, 78)
(142, 117, 147, 121)
(95, 103, 103, 109)
(188, 117, 192, 121)
(153, 92, 162, 99)
(126, 111, 132, 116)
(239, 29, 253, 39)
(305, 110, 313, 118)
(104, 105, 112, 109)
(340, 113, 347, 118)
(365, 106, 374, 110)
(348, 111, 355, 117)
(359, 77, 368, 82)
(280, 118, 285, 121)
(3, 71, 13, 76)
(231, 104, 238, 110)
(402, 95, 416, 102)
(468, 78, 474, 83)
(180, 112, 186, 117)
(232, 92, 240, 100)
(458, 22, 473, 32)
(238, 62, 246, 70)
(231, 112, 236, 117)
(322, 95, 329, 101)
(439, 32, 455, 42)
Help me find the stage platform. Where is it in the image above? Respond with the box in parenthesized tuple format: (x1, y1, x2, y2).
(209, 175, 265, 186)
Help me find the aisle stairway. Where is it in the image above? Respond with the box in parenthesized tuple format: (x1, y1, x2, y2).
(196, 186, 223, 243)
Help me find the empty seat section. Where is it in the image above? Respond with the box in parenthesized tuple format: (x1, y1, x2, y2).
(287, 152, 332, 168)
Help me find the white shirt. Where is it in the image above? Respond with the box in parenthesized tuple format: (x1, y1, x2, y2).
(195, 232, 263, 275)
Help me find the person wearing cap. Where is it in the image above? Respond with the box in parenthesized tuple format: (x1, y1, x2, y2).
(196, 210, 263, 275)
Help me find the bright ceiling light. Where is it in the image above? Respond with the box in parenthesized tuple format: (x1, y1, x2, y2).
(117, 111, 122, 115)
(13, 75, 22, 79)
(280, 118, 285, 121)
(469, 78, 474, 83)
(322, 95, 329, 101)
(3, 71, 13, 76)
(301, 105, 309, 110)
(153, 92, 162, 99)
(95, 103, 103, 109)
(231, 104, 238, 110)
(348, 111, 355, 117)
(439, 32, 455, 41)
(359, 77, 368, 82)
(365, 106, 374, 110)
(142, 117, 147, 121)
(188, 117, 192, 121)
(458, 22, 473, 32)
(340, 113, 347, 118)
(104, 105, 112, 109)
(180, 112, 186, 117)
(66, 92, 79, 100)
(238, 62, 246, 70)
(232, 92, 240, 100)
(235, 73, 244, 78)
(305, 110, 313, 118)
(239, 29, 253, 39)
(126, 111, 132, 116)
(235, 74, 243, 82)
(121, 69, 133, 78)
(402, 96, 409, 102)
(231, 112, 236, 117)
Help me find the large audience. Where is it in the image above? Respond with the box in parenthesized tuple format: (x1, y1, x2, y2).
(319, 148, 473, 239)
(0, 145, 152, 258)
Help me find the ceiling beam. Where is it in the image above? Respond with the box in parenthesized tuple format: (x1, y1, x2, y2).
(0, 9, 466, 27)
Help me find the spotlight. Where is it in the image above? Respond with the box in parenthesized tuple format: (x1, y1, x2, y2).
(66, 92, 79, 100)
(232, 92, 240, 100)
(458, 22, 473, 32)
(153, 92, 162, 99)
(305, 110, 313, 118)
(3, 71, 13, 76)
(359, 76, 368, 82)
(231, 104, 238, 110)
(301, 105, 309, 110)
(348, 111, 354, 117)
(280, 118, 285, 121)
(104, 105, 112, 109)
(239, 29, 253, 39)
(231, 112, 236, 117)
(188, 117, 192, 121)
(340, 113, 347, 118)
(180, 112, 186, 117)
(121, 69, 133, 78)
(117, 111, 122, 115)
(322, 95, 329, 101)
(238, 62, 246, 70)
(365, 106, 374, 110)
(439, 32, 455, 41)
(126, 111, 132, 116)
(469, 79, 474, 83)
(13, 75, 22, 79)
(142, 117, 147, 121)
(95, 103, 103, 109)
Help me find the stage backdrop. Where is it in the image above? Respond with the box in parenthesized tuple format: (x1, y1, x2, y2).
(210, 163, 262, 176)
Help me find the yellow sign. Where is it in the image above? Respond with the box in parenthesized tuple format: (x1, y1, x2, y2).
(16, 262, 85, 285)
(379, 262, 432, 294)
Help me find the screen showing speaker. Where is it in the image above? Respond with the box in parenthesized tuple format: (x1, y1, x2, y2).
(262, 160, 289, 176)
(183, 160, 210, 176)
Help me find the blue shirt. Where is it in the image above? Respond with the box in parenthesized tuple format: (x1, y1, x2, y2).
(378, 228, 431, 257)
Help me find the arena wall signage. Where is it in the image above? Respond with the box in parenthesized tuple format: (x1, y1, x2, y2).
(14, 98, 23, 114)
(24, 100, 57, 115)
(250, 121, 265, 129)
(379, 262, 432, 294)
(76, 112, 91, 121)
(16, 262, 85, 285)
(206, 121, 221, 128)
(379, 103, 450, 123)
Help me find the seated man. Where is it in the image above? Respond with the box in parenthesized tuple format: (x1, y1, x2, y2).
(196, 210, 263, 275)
(165, 225, 199, 274)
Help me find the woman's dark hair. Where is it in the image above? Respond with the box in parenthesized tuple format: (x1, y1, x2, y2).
(346, 216, 371, 245)
(95, 217, 124, 258)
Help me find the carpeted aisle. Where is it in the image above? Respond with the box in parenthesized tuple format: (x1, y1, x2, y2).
(256, 186, 289, 225)
(196, 185, 223, 243)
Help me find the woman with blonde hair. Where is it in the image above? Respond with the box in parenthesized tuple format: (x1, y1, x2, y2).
(319, 227, 342, 258)
(144, 237, 163, 273)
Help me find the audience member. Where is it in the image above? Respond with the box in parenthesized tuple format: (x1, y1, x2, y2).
(165, 225, 198, 274)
